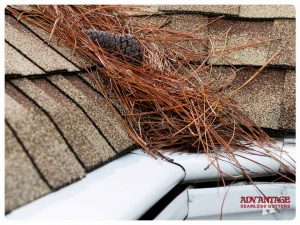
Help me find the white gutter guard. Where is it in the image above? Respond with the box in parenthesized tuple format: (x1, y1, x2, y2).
(137, 139, 295, 183)
(187, 182, 295, 220)
(6, 152, 185, 220)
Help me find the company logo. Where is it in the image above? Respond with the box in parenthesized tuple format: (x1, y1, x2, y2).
(240, 195, 291, 215)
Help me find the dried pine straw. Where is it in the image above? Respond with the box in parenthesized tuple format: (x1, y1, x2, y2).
(7, 5, 295, 182)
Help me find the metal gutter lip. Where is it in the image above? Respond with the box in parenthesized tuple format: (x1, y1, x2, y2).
(6, 152, 185, 220)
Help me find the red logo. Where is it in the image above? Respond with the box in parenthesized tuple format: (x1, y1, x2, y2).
(240, 196, 291, 211)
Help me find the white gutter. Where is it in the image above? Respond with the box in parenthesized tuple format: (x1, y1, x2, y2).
(187, 182, 295, 220)
(6, 152, 185, 220)
(133, 139, 295, 183)
(7, 138, 295, 220)
(154, 182, 296, 220)
(154, 189, 189, 220)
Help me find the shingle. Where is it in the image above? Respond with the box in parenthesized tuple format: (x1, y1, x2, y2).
(164, 14, 208, 37)
(159, 5, 240, 15)
(77, 73, 97, 89)
(129, 14, 208, 62)
(124, 5, 160, 15)
(5, 124, 51, 213)
(198, 65, 238, 88)
(21, 20, 87, 69)
(208, 19, 273, 66)
(5, 83, 85, 189)
(152, 64, 287, 130)
(48, 75, 135, 152)
(77, 73, 124, 112)
(11, 78, 116, 170)
(239, 5, 295, 18)
(279, 70, 295, 130)
(5, 16, 78, 72)
(269, 19, 295, 67)
(229, 68, 285, 129)
(10, 5, 32, 11)
(5, 43, 44, 75)
(163, 14, 208, 61)
(201, 66, 286, 129)
(8, 5, 93, 69)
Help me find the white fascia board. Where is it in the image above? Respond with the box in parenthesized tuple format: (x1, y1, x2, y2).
(133, 139, 295, 183)
(6, 152, 185, 220)
(187, 182, 295, 220)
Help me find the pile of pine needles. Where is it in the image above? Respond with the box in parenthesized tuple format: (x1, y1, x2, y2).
(7, 5, 295, 182)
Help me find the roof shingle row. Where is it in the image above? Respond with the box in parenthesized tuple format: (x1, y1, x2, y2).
(159, 5, 295, 18)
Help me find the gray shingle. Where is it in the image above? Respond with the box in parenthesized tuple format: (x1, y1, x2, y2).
(11, 78, 117, 170)
(5, 123, 51, 213)
(208, 19, 273, 66)
(195, 66, 287, 129)
(48, 75, 135, 152)
(5, 43, 44, 75)
(239, 5, 295, 18)
(159, 5, 240, 15)
(5, 83, 85, 189)
(124, 5, 160, 15)
(139, 14, 208, 62)
(269, 19, 295, 67)
(5, 16, 78, 72)
(22, 21, 87, 69)
(279, 70, 295, 130)
(227, 67, 285, 129)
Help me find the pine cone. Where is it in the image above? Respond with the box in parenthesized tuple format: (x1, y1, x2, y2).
(84, 29, 143, 63)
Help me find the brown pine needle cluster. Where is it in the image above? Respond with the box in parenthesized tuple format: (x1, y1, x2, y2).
(6, 5, 295, 182)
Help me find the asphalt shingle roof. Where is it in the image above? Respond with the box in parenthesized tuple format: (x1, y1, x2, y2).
(5, 16, 78, 72)
(5, 84, 86, 190)
(137, 5, 295, 130)
(5, 123, 51, 214)
(5, 8, 136, 213)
